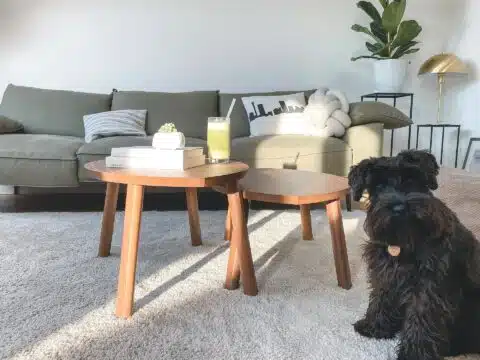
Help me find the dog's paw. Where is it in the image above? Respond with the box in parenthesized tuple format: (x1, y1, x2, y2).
(353, 318, 397, 339)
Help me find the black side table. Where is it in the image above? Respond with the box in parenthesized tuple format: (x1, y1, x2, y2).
(415, 124, 461, 168)
(361, 92, 414, 156)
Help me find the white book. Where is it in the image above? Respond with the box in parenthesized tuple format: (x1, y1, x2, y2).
(111, 146, 204, 159)
(105, 154, 206, 170)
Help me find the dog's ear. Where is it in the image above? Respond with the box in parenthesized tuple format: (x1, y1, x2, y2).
(397, 150, 440, 190)
(348, 158, 376, 201)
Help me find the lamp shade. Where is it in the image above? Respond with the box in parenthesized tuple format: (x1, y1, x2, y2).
(418, 53, 468, 75)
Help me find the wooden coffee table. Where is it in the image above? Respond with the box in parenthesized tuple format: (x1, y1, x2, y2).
(223, 168, 352, 290)
(85, 160, 258, 319)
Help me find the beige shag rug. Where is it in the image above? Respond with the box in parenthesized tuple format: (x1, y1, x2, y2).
(0, 168, 479, 360)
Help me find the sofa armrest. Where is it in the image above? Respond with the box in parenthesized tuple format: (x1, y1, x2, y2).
(343, 123, 384, 166)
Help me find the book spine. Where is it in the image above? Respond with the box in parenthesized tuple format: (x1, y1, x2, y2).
(106, 155, 205, 170)
(111, 148, 204, 158)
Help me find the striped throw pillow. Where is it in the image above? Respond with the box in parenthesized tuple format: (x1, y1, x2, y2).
(83, 109, 147, 143)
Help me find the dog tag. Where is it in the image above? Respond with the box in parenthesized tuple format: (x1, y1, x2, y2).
(387, 245, 401, 257)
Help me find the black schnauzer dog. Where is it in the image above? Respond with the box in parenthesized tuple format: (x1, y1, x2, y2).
(348, 150, 480, 359)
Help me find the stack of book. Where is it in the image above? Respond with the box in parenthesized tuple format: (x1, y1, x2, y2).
(105, 146, 206, 170)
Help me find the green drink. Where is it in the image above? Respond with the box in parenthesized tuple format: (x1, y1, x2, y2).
(207, 117, 230, 163)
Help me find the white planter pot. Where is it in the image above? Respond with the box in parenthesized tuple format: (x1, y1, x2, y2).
(373, 59, 408, 93)
(152, 131, 185, 149)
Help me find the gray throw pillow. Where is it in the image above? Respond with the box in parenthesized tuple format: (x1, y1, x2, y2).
(349, 101, 412, 129)
(83, 109, 147, 143)
(0, 115, 23, 134)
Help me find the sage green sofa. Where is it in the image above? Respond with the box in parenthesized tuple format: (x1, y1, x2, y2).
(0, 84, 411, 194)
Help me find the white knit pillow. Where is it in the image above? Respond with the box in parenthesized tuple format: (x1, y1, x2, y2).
(83, 109, 147, 143)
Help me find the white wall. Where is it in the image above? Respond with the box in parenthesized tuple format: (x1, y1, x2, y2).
(0, 0, 475, 165)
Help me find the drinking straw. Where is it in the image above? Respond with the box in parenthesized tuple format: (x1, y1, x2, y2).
(226, 98, 236, 120)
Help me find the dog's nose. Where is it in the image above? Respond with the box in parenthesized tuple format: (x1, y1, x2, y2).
(391, 203, 405, 214)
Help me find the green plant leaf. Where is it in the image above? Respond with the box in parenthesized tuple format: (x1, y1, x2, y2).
(366, 42, 383, 53)
(392, 40, 419, 55)
(374, 46, 390, 57)
(370, 21, 388, 43)
(391, 20, 422, 49)
(392, 47, 420, 59)
(382, 0, 406, 34)
(351, 55, 384, 61)
(357, 1, 382, 23)
(378, 0, 389, 9)
(351, 24, 385, 45)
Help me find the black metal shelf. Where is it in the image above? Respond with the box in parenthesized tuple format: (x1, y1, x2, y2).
(361, 92, 414, 156)
(463, 137, 480, 170)
(415, 124, 461, 168)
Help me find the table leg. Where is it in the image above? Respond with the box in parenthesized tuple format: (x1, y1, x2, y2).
(224, 196, 249, 242)
(115, 184, 144, 319)
(224, 204, 232, 241)
(225, 186, 258, 296)
(300, 204, 313, 240)
(326, 199, 352, 290)
(186, 188, 202, 246)
(98, 182, 119, 257)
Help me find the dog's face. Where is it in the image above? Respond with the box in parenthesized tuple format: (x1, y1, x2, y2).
(364, 191, 455, 253)
(348, 150, 440, 206)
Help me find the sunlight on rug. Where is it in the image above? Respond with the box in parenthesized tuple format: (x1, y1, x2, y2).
(0, 209, 478, 360)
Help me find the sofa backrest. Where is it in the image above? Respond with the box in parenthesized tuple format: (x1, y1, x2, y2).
(218, 89, 316, 138)
(111, 90, 219, 139)
(0, 84, 112, 137)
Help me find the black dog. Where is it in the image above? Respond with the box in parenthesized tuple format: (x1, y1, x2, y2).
(348, 150, 480, 359)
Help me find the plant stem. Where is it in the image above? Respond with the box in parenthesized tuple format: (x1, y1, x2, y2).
(387, 32, 391, 58)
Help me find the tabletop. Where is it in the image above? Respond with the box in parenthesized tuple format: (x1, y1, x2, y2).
(237, 168, 350, 205)
(84, 160, 249, 188)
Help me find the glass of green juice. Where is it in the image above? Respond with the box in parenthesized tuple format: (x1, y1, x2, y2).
(207, 117, 231, 163)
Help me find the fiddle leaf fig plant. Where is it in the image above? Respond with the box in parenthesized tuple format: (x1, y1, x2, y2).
(351, 0, 422, 61)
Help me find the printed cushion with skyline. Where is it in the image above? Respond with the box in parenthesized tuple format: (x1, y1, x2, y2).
(241, 92, 310, 136)
(241, 89, 352, 137)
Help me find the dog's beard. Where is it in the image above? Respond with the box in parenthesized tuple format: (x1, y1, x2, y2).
(364, 193, 452, 254)
(364, 207, 415, 252)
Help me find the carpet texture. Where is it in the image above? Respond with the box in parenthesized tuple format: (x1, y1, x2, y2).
(1, 206, 478, 360)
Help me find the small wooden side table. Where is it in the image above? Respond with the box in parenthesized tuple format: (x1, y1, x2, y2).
(85, 160, 257, 319)
(220, 168, 352, 290)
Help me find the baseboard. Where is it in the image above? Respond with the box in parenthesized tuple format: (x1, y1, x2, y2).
(0, 185, 15, 195)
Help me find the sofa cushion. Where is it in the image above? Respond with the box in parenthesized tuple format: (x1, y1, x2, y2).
(231, 135, 352, 176)
(0, 134, 84, 186)
(349, 101, 412, 129)
(0, 115, 23, 134)
(77, 135, 208, 181)
(0, 84, 112, 137)
(83, 109, 148, 143)
(219, 89, 316, 139)
(111, 90, 218, 138)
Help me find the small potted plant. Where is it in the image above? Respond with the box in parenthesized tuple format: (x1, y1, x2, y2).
(351, 0, 422, 92)
(152, 122, 185, 149)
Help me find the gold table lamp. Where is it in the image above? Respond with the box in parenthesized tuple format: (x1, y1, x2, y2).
(418, 53, 468, 123)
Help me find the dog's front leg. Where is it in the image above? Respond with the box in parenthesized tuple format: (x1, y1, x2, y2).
(397, 292, 451, 360)
(354, 286, 404, 339)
